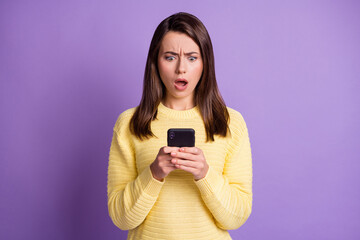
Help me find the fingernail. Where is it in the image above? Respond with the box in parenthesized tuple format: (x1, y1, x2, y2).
(171, 152, 176, 156)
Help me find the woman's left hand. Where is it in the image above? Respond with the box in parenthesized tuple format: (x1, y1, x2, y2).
(170, 147, 209, 181)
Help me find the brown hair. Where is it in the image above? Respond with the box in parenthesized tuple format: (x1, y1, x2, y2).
(130, 12, 229, 141)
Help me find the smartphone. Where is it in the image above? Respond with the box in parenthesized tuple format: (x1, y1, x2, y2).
(167, 128, 195, 147)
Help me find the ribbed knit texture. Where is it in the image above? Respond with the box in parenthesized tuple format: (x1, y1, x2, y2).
(107, 102, 253, 240)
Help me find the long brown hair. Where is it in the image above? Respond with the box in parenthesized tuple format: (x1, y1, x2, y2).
(130, 12, 229, 141)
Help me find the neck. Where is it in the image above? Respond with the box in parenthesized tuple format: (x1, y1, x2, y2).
(162, 95, 195, 110)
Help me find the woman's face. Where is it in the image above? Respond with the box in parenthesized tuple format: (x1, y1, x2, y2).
(157, 31, 203, 105)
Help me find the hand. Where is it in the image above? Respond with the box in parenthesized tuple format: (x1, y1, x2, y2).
(150, 146, 179, 181)
(170, 147, 209, 181)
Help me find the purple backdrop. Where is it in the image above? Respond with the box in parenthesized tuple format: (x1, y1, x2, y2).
(1, 0, 359, 239)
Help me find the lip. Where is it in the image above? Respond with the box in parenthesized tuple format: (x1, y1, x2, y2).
(174, 78, 188, 91)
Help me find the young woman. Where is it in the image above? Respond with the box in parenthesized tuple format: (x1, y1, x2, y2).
(108, 12, 253, 240)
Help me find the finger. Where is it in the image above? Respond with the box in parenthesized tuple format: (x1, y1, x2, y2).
(176, 164, 198, 174)
(159, 160, 176, 168)
(157, 154, 173, 162)
(163, 146, 180, 154)
(156, 154, 176, 167)
(179, 147, 202, 155)
(171, 158, 199, 168)
(165, 165, 177, 170)
(170, 151, 197, 161)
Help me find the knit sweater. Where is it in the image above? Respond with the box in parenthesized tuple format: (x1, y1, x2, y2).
(107, 102, 253, 240)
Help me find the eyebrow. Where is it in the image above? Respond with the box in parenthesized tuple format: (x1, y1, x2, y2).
(163, 51, 199, 56)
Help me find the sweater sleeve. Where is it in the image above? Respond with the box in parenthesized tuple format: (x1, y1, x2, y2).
(194, 111, 253, 230)
(107, 112, 164, 230)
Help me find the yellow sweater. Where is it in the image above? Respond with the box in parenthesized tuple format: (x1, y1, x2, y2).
(107, 102, 253, 240)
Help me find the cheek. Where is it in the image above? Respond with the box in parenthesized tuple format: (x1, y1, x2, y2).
(193, 64, 203, 79)
(158, 62, 173, 79)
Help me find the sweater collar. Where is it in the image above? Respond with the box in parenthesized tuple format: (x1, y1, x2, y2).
(157, 102, 201, 119)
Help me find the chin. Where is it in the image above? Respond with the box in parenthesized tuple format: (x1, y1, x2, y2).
(172, 93, 191, 100)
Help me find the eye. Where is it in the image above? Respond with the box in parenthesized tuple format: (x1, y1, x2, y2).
(188, 56, 197, 61)
(165, 56, 176, 61)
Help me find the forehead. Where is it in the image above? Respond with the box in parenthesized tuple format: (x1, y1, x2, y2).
(159, 31, 200, 52)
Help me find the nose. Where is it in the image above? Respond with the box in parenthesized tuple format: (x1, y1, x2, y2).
(176, 57, 186, 74)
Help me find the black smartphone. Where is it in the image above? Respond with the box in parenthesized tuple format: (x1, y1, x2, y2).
(167, 128, 195, 147)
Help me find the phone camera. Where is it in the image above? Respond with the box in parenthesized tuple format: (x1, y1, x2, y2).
(169, 131, 175, 140)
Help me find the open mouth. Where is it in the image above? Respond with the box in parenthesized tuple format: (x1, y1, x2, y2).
(175, 79, 188, 86)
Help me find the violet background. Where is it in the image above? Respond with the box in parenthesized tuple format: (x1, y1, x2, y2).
(1, 0, 360, 239)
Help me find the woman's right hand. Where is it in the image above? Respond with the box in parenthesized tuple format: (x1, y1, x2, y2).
(150, 146, 179, 181)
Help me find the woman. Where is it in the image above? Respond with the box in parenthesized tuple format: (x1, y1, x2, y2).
(108, 12, 252, 240)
